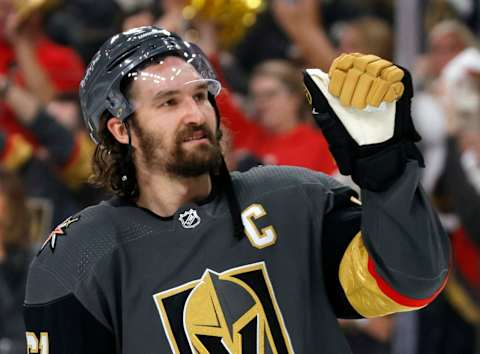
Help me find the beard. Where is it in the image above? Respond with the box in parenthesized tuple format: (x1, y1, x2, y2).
(132, 121, 223, 178)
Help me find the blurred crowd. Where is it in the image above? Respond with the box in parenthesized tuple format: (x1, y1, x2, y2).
(0, 0, 479, 353)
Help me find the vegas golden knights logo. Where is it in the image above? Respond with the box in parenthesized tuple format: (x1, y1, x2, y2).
(153, 262, 294, 354)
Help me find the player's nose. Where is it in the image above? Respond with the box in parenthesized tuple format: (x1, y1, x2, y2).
(182, 97, 207, 125)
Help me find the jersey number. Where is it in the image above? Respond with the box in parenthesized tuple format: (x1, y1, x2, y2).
(241, 204, 277, 249)
(26, 332, 49, 354)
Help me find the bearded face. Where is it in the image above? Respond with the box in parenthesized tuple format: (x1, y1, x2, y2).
(124, 56, 223, 178)
(131, 119, 223, 178)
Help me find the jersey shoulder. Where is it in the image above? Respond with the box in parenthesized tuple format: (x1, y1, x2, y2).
(231, 165, 344, 197)
(27, 198, 155, 303)
(36, 201, 114, 260)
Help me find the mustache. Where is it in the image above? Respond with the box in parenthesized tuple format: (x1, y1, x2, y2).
(176, 124, 216, 143)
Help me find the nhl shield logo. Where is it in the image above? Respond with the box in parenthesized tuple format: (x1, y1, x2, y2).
(179, 209, 201, 229)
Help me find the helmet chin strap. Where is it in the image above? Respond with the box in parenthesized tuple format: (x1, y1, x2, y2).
(121, 118, 133, 183)
(208, 93, 244, 240)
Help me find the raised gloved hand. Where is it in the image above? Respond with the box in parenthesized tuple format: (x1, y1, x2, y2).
(303, 53, 424, 191)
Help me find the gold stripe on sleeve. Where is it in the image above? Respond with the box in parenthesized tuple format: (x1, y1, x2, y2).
(339, 233, 420, 318)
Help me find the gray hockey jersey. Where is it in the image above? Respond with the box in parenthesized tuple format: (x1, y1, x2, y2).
(24, 164, 450, 353)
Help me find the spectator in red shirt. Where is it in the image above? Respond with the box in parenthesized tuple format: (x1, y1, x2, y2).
(221, 60, 337, 174)
(0, 0, 85, 143)
(0, 1, 99, 233)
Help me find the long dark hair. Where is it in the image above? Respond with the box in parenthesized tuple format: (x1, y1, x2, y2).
(90, 112, 139, 200)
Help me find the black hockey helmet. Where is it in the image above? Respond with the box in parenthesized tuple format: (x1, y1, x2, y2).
(79, 26, 221, 144)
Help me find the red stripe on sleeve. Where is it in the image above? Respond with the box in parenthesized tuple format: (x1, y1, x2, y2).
(367, 257, 448, 308)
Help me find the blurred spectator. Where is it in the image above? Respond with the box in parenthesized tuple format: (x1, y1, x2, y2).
(219, 59, 336, 173)
(422, 0, 480, 37)
(0, 75, 98, 232)
(232, 10, 291, 74)
(0, 168, 33, 354)
(272, 0, 393, 71)
(334, 16, 393, 61)
(0, 0, 104, 232)
(0, 0, 84, 98)
(415, 20, 477, 87)
(44, 0, 122, 62)
(155, 0, 187, 35)
(412, 20, 476, 193)
(121, 5, 156, 32)
(0, 0, 85, 144)
(233, 0, 373, 74)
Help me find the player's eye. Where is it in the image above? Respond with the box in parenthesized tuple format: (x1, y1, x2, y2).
(159, 98, 178, 107)
(193, 90, 208, 103)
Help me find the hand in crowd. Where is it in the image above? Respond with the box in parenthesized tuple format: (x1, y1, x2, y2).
(272, 0, 320, 36)
(155, 0, 220, 57)
(155, 0, 187, 34)
(2, 8, 57, 103)
(3, 11, 35, 44)
(271, 0, 336, 70)
(189, 20, 219, 57)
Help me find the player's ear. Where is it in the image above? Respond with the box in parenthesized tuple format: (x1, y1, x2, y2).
(106, 117, 130, 145)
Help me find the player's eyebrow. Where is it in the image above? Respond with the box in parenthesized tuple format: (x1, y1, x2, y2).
(193, 82, 209, 92)
(152, 82, 209, 102)
(152, 89, 180, 102)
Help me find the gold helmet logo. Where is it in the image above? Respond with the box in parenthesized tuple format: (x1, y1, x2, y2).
(154, 262, 294, 353)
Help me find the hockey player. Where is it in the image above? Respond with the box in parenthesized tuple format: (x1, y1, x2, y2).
(24, 26, 450, 353)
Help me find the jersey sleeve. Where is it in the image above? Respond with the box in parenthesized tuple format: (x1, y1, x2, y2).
(24, 266, 116, 354)
(322, 161, 450, 318)
(24, 206, 118, 354)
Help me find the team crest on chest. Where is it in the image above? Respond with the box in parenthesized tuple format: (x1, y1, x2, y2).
(178, 209, 201, 229)
(153, 262, 294, 354)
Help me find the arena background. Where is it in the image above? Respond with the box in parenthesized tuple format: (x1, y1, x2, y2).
(0, 0, 479, 353)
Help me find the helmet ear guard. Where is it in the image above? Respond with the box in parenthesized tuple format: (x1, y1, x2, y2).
(106, 92, 131, 120)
